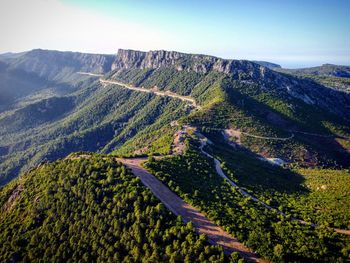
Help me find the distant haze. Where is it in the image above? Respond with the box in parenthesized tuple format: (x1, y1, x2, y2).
(0, 0, 349, 68)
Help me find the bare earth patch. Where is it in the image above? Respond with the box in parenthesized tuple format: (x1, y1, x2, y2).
(118, 157, 263, 262)
(2, 184, 23, 212)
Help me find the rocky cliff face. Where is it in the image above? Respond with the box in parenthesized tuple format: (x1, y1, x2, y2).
(112, 49, 276, 80)
(112, 49, 305, 92)
(112, 49, 187, 70)
(112, 49, 293, 95)
(111, 49, 350, 120)
(6, 48, 349, 120)
(10, 49, 282, 85)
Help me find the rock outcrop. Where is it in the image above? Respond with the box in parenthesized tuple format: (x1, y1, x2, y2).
(112, 49, 277, 81)
(111, 49, 350, 120)
(6, 48, 349, 120)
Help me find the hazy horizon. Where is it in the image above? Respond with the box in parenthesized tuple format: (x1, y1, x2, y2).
(2, 47, 350, 69)
(1, 0, 349, 68)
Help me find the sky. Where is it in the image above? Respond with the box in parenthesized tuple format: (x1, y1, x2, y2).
(0, 0, 349, 68)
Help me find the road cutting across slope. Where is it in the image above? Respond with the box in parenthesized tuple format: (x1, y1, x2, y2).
(76, 72, 200, 109)
(67, 154, 263, 261)
(196, 130, 350, 236)
(117, 157, 263, 262)
(100, 79, 200, 109)
(76, 72, 350, 237)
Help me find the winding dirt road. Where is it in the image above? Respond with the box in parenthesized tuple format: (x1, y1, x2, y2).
(76, 72, 350, 236)
(100, 79, 200, 109)
(223, 128, 294, 143)
(197, 133, 350, 236)
(199, 136, 281, 210)
(77, 72, 200, 109)
(117, 157, 263, 262)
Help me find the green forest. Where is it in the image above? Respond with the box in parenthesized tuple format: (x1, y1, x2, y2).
(1, 48, 350, 263)
(0, 155, 233, 262)
(144, 140, 350, 262)
(202, 132, 350, 229)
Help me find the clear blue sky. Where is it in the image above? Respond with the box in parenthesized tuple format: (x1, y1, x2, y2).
(1, 0, 349, 68)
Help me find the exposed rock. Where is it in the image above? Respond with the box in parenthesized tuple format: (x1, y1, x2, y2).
(2, 184, 23, 212)
(259, 157, 286, 166)
(111, 50, 350, 120)
(112, 49, 278, 81)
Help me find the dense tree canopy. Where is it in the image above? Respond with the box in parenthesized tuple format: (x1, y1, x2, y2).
(0, 155, 231, 262)
(145, 142, 350, 262)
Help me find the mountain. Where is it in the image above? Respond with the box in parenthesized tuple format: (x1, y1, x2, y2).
(109, 50, 350, 165)
(0, 51, 27, 62)
(0, 48, 349, 185)
(274, 64, 350, 94)
(253, 61, 282, 69)
(111, 50, 349, 116)
(8, 49, 116, 80)
(0, 49, 116, 112)
(277, 63, 350, 78)
(0, 48, 350, 262)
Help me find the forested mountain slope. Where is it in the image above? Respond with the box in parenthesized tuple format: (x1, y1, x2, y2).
(1, 48, 350, 262)
(0, 49, 113, 112)
(110, 50, 350, 167)
(1, 48, 349, 184)
(0, 155, 228, 262)
(0, 80, 188, 184)
(144, 138, 350, 262)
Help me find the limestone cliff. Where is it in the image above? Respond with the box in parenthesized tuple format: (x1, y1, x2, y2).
(112, 49, 274, 80)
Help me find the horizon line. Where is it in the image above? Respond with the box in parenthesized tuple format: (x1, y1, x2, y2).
(1, 47, 349, 69)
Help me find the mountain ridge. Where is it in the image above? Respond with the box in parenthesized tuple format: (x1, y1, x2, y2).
(0, 48, 349, 184)
(109, 49, 350, 119)
(1, 47, 350, 262)
(277, 63, 350, 78)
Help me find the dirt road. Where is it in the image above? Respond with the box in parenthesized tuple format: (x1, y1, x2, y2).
(100, 79, 200, 109)
(77, 72, 199, 109)
(117, 157, 263, 262)
(198, 133, 350, 236)
(75, 72, 350, 237)
(76, 72, 104, 77)
(223, 128, 294, 143)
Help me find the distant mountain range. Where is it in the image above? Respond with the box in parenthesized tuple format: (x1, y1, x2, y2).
(253, 61, 282, 69)
(252, 61, 350, 78)
(277, 63, 350, 78)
